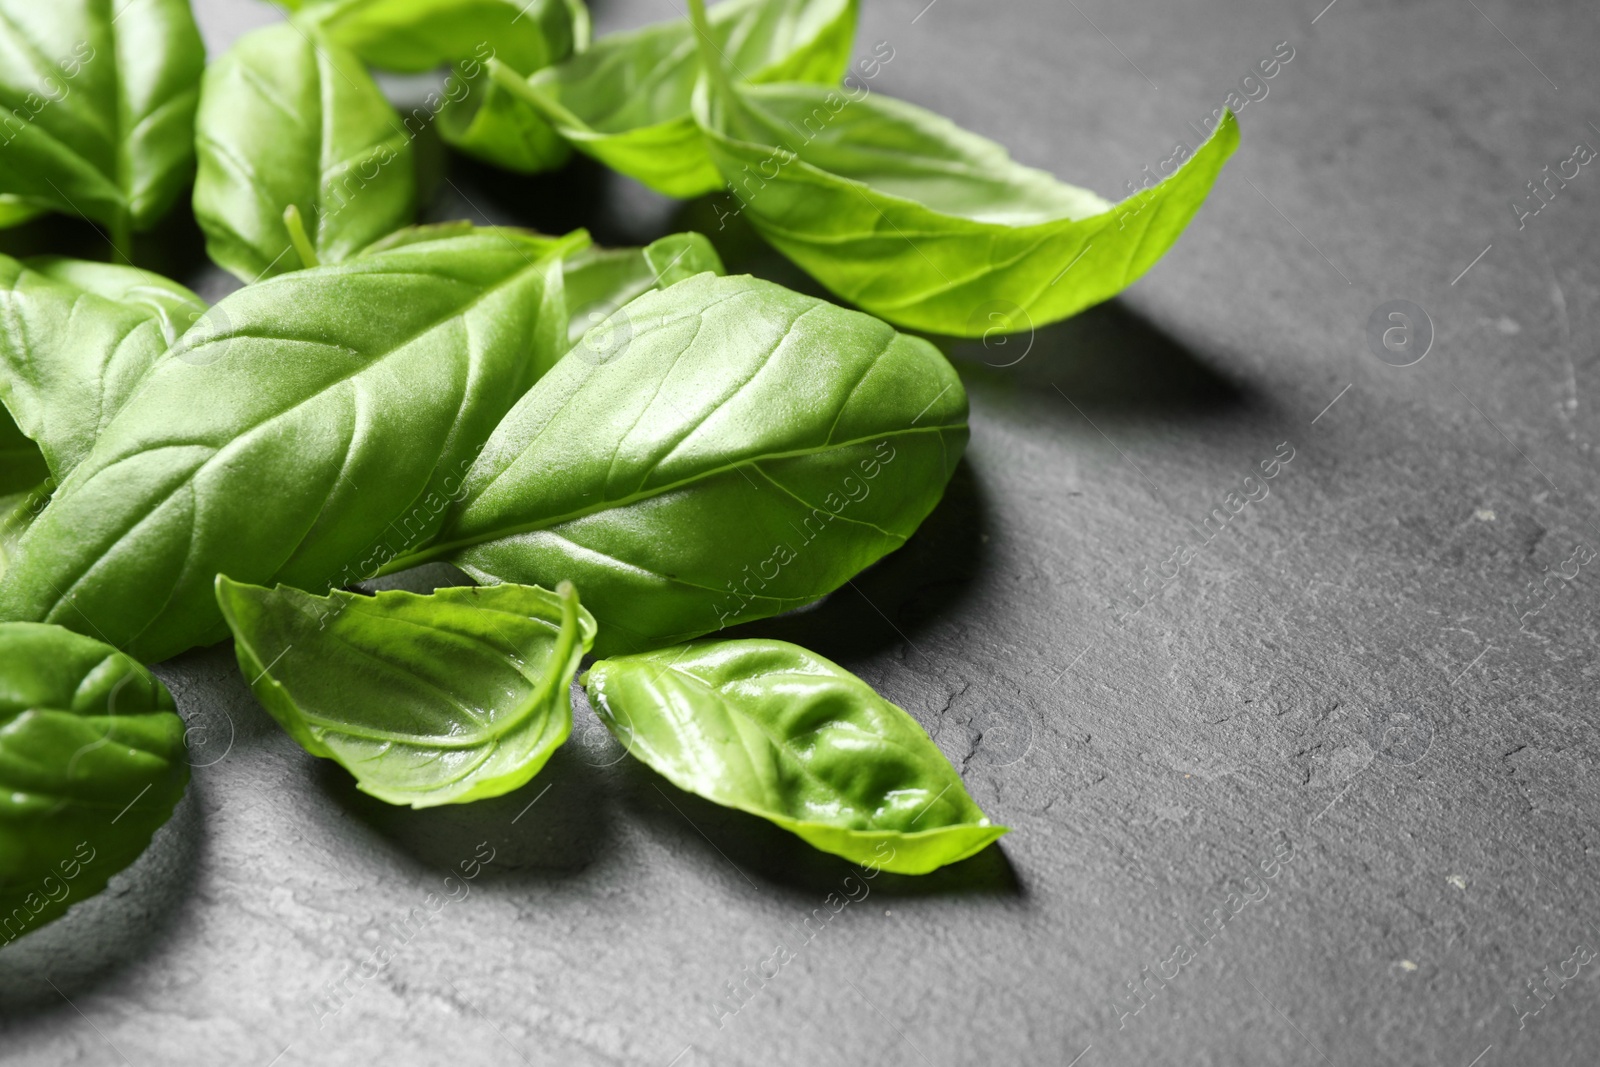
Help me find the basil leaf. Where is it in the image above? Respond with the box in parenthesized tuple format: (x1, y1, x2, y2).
(0, 230, 581, 663)
(0, 622, 189, 944)
(504, 0, 855, 197)
(295, 0, 582, 73)
(561, 231, 724, 346)
(586, 638, 1004, 874)
(0, 254, 206, 478)
(216, 578, 593, 807)
(193, 22, 417, 282)
(0, 0, 204, 247)
(0, 196, 45, 229)
(688, 12, 1237, 335)
(399, 272, 966, 655)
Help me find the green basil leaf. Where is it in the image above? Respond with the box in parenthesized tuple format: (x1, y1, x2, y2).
(399, 271, 966, 656)
(0, 230, 582, 663)
(0, 0, 204, 243)
(0, 254, 206, 479)
(586, 638, 1005, 874)
(216, 577, 593, 807)
(193, 22, 417, 282)
(0, 196, 45, 229)
(0, 622, 189, 944)
(689, 21, 1237, 335)
(504, 0, 855, 197)
(561, 231, 724, 346)
(296, 0, 581, 73)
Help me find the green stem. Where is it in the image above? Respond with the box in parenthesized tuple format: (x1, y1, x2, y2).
(685, 0, 733, 98)
(486, 58, 539, 106)
(283, 204, 320, 269)
(108, 211, 133, 266)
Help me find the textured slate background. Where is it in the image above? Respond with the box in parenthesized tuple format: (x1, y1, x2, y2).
(3, 0, 1598, 1064)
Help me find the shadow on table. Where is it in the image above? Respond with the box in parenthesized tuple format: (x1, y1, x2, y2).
(0, 781, 206, 1016)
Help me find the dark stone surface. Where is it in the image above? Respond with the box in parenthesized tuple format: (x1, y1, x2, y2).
(3, 0, 1597, 1063)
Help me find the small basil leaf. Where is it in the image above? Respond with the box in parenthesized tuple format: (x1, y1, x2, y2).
(0, 196, 45, 229)
(0, 231, 581, 663)
(216, 577, 593, 807)
(0, 0, 204, 242)
(0, 622, 189, 944)
(295, 0, 581, 74)
(689, 25, 1237, 335)
(561, 231, 724, 346)
(586, 638, 1005, 874)
(507, 0, 854, 197)
(400, 272, 966, 656)
(193, 22, 417, 282)
(0, 254, 206, 478)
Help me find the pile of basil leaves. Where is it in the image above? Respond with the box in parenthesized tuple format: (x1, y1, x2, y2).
(0, 0, 1234, 938)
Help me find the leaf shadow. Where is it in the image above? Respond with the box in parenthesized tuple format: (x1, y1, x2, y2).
(0, 780, 206, 1016)
(309, 742, 617, 880)
(610, 753, 1022, 901)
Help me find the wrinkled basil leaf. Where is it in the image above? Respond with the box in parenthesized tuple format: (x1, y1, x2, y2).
(0, 622, 189, 946)
(217, 578, 593, 807)
(0, 0, 204, 244)
(0, 230, 581, 663)
(0, 254, 206, 478)
(505, 0, 854, 196)
(586, 638, 1005, 874)
(394, 272, 966, 655)
(689, 1, 1237, 336)
(194, 22, 417, 282)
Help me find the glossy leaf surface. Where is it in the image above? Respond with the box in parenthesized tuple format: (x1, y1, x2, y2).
(0, 254, 205, 478)
(0, 231, 579, 662)
(194, 22, 416, 282)
(693, 76, 1238, 336)
(405, 272, 967, 655)
(217, 578, 593, 807)
(512, 0, 854, 196)
(0, 622, 188, 944)
(586, 638, 1005, 874)
(0, 0, 204, 235)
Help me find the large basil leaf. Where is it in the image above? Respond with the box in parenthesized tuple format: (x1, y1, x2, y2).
(689, 8, 1237, 335)
(193, 22, 416, 283)
(216, 578, 593, 807)
(0, 0, 204, 246)
(393, 272, 967, 656)
(586, 638, 1005, 874)
(0, 230, 581, 663)
(0, 254, 206, 478)
(503, 0, 854, 197)
(0, 622, 189, 945)
(561, 231, 723, 346)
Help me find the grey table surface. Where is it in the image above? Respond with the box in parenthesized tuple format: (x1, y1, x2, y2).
(4, 0, 1598, 1064)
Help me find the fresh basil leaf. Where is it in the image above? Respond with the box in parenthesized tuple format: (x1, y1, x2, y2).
(586, 638, 1005, 874)
(0, 0, 204, 247)
(295, 0, 582, 74)
(193, 22, 417, 282)
(503, 0, 855, 197)
(0, 196, 45, 229)
(0, 254, 206, 479)
(0, 230, 582, 663)
(0, 622, 189, 945)
(394, 271, 966, 656)
(561, 231, 724, 346)
(216, 577, 593, 807)
(688, 8, 1237, 335)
